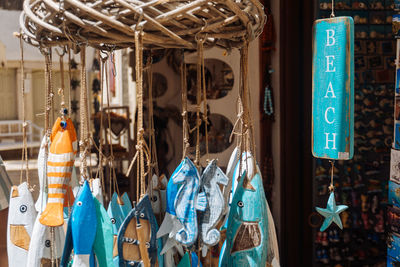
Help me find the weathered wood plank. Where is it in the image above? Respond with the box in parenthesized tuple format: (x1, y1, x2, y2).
(312, 16, 354, 160)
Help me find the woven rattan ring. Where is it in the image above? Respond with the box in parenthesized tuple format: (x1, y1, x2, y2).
(20, 0, 266, 50)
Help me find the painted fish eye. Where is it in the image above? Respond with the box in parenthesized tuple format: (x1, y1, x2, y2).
(145, 242, 150, 248)
(45, 240, 51, 247)
(77, 201, 82, 206)
(20, 205, 27, 213)
(111, 218, 116, 224)
(151, 196, 158, 202)
(237, 201, 244, 208)
(140, 213, 145, 218)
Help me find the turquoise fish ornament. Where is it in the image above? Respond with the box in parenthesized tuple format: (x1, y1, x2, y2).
(199, 159, 229, 250)
(93, 198, 113, 267)
(177, 251, 203, 267)
(219, 171, 269, 267)
(172, 157, 207, 246)
(107, 192, 132, 266)
(316, 191, 348, 231)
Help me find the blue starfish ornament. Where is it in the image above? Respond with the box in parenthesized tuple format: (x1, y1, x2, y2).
(316, 191, 348, 232)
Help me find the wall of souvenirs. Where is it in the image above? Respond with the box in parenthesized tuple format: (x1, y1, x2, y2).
(314, 0, 395, 266)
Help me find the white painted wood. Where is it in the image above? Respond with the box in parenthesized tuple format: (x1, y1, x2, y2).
(26, 215, 65, 267)
(72, 254, 91, 267)
(7, 182, 37, 267)
(35, 136, 48, 213)
(90, 178, 103, 206)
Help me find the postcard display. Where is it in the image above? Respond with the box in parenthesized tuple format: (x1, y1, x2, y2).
(314, 1, 395, 266)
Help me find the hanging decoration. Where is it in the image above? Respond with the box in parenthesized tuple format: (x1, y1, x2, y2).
(18, 0, 270, 266)
(312, 2, 353, 233)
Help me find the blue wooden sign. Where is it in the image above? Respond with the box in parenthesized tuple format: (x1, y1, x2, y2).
(312, 17, 354, 160)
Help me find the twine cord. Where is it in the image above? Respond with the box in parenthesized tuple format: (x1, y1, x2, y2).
(79, 46, 89, 183)
(181, 59, 190, 160)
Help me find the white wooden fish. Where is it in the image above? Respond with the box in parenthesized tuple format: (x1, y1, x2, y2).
(90, 178, 103, 206)
(35, 136, 49, 213)
(7, 182, 37, 267)
(26, 215, 65, 267)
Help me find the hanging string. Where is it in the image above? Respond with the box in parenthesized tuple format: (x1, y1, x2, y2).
(79, 46, 89, 183)
(17, 32, 30, 187)
(199, 38, 209, 162)
(329, 160, 335, 192)
(181, 58, 190, 160)
(135, 31, 146, 198)
(97, 51, 106, 201)
(194, 39, 203, 167)
(105, 53, 121, 199)
(331, 0, 335, 18)
(67, 46, 72, 113)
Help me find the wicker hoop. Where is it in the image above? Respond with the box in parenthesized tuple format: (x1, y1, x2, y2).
(20, 0, 266, 50)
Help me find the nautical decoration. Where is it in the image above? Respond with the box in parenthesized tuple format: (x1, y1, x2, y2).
(7, 182, 37, 267)
(70, 180, 97, 266)
(108, 192, 132, 235)
(312, 16, 354, 160)
(172, 157, 207, 246)
(35, 136, 49, 212)
(93, 197, 113, 267)
(40, 117, 78, 227)
(117, 195, 158, 266)
(219, 172, 269, 266)
(199, 159, 229, 249)
(26, 216, 65, 267)
(316, 191, 348, 231)
(148, 174, 168, 223)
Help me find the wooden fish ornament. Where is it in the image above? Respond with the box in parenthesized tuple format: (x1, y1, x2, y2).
(148, 174, 168, 224)
(35, 136, 49, 213)
(93, 197, 113, 267)
(26, 215, 65, 267)
(7, 182, 37, 267)
(219, 171, 269, 266)
(117, 194, 158, 266)
(199, 159, 228, 252)
(173, 157, 207, 246)
(107, 192, 132, 266)
(40, 117, 77, 227)
(71, 180, 97, 267)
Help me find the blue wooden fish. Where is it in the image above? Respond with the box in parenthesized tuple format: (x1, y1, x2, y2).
(117, 194, 158, 267)
(219, 171, 269, 266)
(107, 192, 132, 266)
(93, 198, 113, 267)
(71, 180, 97, 266)
(199, 159, 229, 248)
(172, 157, 207, 246)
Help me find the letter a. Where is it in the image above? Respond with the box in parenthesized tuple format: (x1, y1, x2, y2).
(324, 82, 336, 98)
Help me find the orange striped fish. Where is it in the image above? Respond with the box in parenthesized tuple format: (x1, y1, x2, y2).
(39, 117, 77, 227)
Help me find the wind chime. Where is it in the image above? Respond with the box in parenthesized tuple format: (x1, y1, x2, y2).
(311, 1, 354, 231)
(17, 0, 270, 266)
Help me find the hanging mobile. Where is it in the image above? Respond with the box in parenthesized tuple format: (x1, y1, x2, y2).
(316, 161, 348, 231)
(311, 0, 354, 232)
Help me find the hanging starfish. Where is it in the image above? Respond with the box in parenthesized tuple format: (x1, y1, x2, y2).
(316, 191, 348, 232)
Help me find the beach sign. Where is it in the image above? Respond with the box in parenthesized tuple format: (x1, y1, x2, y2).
(312, 17, 354, 160)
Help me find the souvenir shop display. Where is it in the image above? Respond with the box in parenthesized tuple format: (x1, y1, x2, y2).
(388, 1, 400, 265)
(315, 0, 395, 266)
(7, 0, 281, 266)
